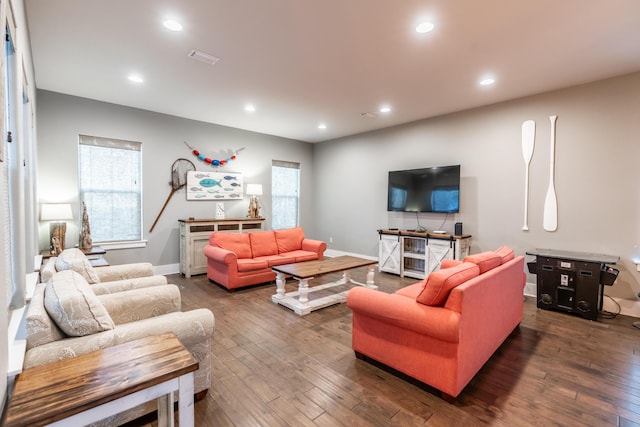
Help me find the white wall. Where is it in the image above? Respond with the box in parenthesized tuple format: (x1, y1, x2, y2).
(36, 90, 315, 267)
(313, 72, 640, 315)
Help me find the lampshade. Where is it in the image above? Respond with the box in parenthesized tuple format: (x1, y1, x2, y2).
(41, 203, 73, 221)
(246, 184, 263, 196)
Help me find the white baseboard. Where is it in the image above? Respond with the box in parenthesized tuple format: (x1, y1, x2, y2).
(324, 249, 377, 260)
(153, 263, 180, 276)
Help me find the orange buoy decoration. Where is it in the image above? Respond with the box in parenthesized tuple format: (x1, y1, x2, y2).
(184, 141, 245, 167)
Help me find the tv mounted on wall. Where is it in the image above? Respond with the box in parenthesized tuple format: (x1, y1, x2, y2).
(387, 165, 460, 213)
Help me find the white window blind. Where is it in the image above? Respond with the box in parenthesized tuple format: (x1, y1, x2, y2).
(78, 135, 142, 242)
(271, 160, 300, 230)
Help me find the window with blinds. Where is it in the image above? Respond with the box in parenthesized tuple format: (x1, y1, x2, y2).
(271, 160, 300, 230)
(78, 135, 142, 242)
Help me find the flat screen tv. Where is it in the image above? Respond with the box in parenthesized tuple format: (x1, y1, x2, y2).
(387, 165, 460, 213)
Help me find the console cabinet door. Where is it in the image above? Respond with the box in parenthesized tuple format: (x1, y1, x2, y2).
(426, 239, 453, 274)
(378, 234, 401, 275)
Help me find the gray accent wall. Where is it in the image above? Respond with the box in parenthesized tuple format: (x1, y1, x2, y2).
(36, 90, 315, 267)
(36, 72, 640, 315)
(312, 72, 640, 312)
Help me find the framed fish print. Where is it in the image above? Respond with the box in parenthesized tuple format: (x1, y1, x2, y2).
(186, 171, 244, 200)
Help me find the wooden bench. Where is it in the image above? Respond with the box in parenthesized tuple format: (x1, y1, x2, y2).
(3, 333, 198, 427)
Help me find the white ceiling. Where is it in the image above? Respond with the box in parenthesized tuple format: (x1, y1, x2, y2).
(24, 0, 640, 143)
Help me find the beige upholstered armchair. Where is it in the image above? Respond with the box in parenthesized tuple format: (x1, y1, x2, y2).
(25, 269, 215, 426)
(40, 248, 167, 294)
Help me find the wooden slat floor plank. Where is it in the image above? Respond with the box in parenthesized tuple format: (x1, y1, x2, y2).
(126, 268, 640, 427)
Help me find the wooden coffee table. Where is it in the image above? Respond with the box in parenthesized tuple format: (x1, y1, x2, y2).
(271, 255, 378, 315)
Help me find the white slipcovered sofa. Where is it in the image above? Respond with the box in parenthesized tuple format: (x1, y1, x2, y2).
(25, 269, 215, 426)
(40, 248, 168, 294)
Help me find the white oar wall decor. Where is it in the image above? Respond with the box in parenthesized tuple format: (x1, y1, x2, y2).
(521, 120, 535, 231)
(543, 115, 558, 231)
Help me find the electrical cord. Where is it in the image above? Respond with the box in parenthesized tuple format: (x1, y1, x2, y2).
(437, 213, 449, 231)
(599, 294, 621, 319)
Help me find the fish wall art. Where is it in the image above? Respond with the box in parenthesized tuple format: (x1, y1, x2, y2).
(186, 171, 244, 200)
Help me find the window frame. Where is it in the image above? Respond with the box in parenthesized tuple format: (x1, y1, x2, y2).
(271, 160, 300, 230)
(78, 134, 145, 249)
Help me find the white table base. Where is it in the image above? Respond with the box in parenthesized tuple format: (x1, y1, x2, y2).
(272, 265, 377, 316)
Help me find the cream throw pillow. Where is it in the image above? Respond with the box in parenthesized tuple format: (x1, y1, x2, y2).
(44, 270, 115, 336)
(55, 248, 101, 283)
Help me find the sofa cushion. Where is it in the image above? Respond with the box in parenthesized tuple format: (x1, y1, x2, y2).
(274, 227, 305, 254)
(249, 231, 278, 258)
(416, 262, 480, 306)
(464, 251, 502, 274)
(55, 248, 101, 284)
(44, 270, 115, 336)
(237, 258, 269, 272)
(211, 232, 252, 259)
(255, 254, 297, 267)
(494, 246, 515, 264)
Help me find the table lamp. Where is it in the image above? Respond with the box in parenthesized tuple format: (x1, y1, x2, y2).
(41, 203, 73, 255)
(246, 184, 263, 219)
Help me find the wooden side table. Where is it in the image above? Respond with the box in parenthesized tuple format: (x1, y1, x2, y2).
(3, 333, 198, 427)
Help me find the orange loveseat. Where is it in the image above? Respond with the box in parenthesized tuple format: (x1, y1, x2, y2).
(347, 246, 525, 400)
(204, 227, 326, 291)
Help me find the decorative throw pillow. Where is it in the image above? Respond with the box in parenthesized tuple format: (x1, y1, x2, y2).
(44, 270, 115, 336)
(211, 232, 252, 259)
(416, 262, 480, 306)
(463, 251, 502, 274)
(494, 246, 515, 264)
(274, 227, 305, 253)
(55, 248, 101, 284)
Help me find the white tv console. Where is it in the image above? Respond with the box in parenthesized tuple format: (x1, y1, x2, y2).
(377, 229, 471, 279)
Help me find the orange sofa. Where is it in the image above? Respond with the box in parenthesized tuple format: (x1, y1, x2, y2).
(204, 227, 326, 291)
(347, 246, 525, 400)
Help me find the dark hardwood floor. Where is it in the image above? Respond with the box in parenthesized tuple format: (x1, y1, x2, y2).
(136, 268, 640, 426)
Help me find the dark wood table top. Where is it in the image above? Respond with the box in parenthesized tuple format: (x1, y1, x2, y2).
(272, 255, 378, 280)
(526, 248, 619, 264)
(4, 333, 198, 427)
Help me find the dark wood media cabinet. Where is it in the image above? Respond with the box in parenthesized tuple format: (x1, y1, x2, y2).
(526, 248, 619, 321)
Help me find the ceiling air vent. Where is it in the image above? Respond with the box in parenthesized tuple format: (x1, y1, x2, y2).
(187, 49, 220, 66)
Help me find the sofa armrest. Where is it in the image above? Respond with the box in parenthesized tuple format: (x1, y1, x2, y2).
(95, 262, 154, 282)
(301, 239, 327, 257)
(347, 287, 460, 343)
(24, 308, 215, 369)
(40, 257, 57, 282)
(91, 275, 168, 295)
(204, 245, 237, 265)
(98, 284, 181, 324)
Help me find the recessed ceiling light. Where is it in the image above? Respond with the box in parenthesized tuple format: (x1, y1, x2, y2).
(479, 77, 496, 86)
(244, 104, 256, 112)
(416, 22, 435, 33)
(379, 106, 391, 113)
(163, 20, 183, 32)
(128, 74, 144, 83)
(318, 123, 327, 130)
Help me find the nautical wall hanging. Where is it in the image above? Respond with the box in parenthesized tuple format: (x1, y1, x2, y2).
(543, 115, 558, 232)
(184, 141, 245, 167)
(521, 120, 535, 231)
(149, 158, 196, 232)
(186, 171, 244, 200)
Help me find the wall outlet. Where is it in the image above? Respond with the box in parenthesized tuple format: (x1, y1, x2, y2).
(329, 237, 333, 243)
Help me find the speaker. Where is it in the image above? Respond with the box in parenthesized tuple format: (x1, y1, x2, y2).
(454, 222, 463, 235)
